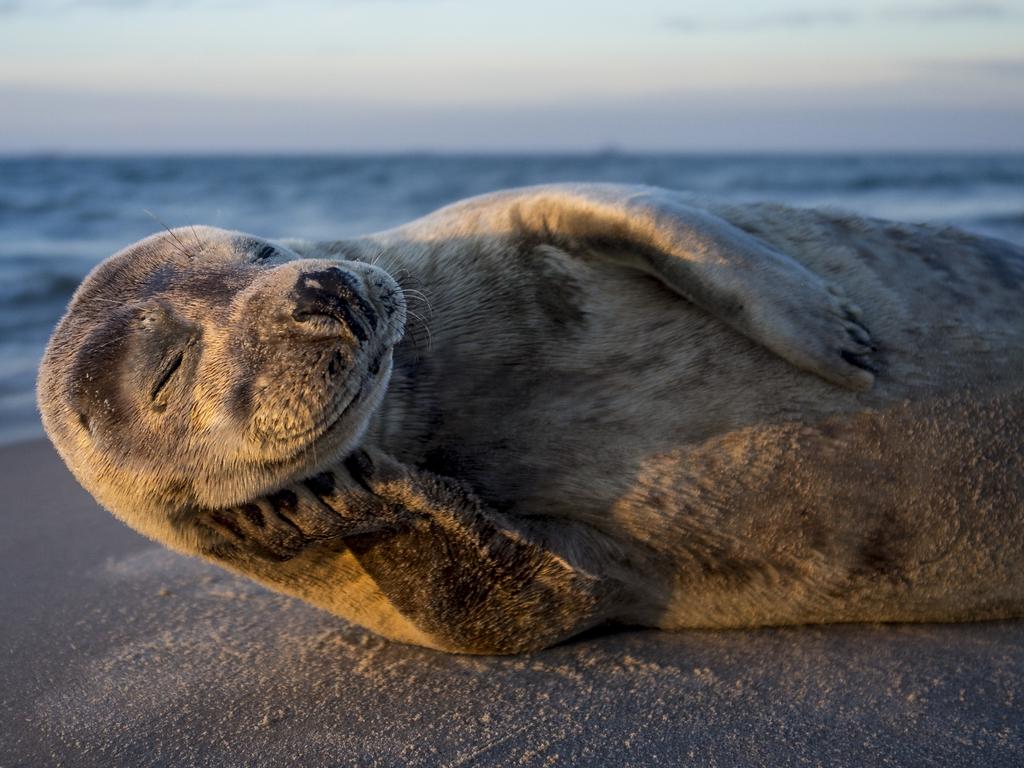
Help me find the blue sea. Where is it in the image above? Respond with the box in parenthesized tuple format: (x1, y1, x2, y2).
(3, 153, 1024, 445)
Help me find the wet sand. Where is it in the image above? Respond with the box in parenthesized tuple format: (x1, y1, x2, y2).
(2, 438, 1022, 767)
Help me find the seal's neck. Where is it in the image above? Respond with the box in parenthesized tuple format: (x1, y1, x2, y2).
(359, 249, 441, 458)
(364, 317, 438, 457)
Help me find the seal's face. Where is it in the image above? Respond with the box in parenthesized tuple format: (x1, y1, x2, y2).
(38, 226, 405, 531)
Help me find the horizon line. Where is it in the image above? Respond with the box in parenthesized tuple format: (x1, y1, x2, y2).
(3, 147, 1024, 158)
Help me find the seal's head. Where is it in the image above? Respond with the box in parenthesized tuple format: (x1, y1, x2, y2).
(37, 226, 405, 543)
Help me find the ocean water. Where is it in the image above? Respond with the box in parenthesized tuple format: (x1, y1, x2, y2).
(3, 153, 1024, 445)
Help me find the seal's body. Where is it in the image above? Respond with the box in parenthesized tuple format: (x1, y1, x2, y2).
(38, 185, 1024, 653)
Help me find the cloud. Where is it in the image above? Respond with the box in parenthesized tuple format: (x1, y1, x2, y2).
(1, 0, 419, 9)
(665, 10, 857, 32)
(0, 0, 179, 11)
(882, 2, 1012, 21)
(665, 2, 1017, 32)
(0, 0, 308, 12)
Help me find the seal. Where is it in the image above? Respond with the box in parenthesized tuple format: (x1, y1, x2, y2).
(38, 184, 1024, 654)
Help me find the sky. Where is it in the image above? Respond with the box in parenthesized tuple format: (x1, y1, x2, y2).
(0, 0, 1022, 152)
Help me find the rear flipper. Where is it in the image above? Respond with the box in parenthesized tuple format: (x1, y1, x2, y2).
(191, 449, 619, 654)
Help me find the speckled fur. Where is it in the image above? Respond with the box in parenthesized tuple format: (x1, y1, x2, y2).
(38, 185, 1024, 653)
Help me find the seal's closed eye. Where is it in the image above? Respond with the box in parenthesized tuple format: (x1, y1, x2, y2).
(133, 306, 200, 412)
(150, 348, 185, 409)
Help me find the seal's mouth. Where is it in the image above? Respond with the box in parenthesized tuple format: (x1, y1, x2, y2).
(284, 344, 394, 454)
(322, 347, 391, 434)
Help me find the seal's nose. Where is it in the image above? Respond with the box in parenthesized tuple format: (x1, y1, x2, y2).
(292, 267, 377, 343)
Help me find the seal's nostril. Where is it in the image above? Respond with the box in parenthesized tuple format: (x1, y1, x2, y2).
(292, 268, 375, 343)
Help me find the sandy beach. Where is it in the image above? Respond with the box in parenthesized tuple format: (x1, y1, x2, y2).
(0, 438, 1020, 766)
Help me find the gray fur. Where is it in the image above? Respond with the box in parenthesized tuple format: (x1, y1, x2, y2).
(38, 185, 1024, 653)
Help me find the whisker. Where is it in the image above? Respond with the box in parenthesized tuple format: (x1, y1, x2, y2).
(188, 224, 204, 251)
(404, 308, 433, 352)
(401, 289, 433, 315)
(375, 254, 407, 275)
(143, 209, 192, 259)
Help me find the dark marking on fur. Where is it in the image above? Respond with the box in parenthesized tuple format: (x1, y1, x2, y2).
(240, 503, 265, 528)
(798, 510, 831, 554)
(180, 266, 251, 301)
(696, 553, 793, 589)
(851, 511, 910, 585)
(856, 530, 899, 580)
(817, 422, 839, 439)
(209, 509, 245, 541)
(68, 316, 138, 436)
(303, 471, 336, 499)
(227, 377, 254, 421)
(343, 450, 375, 492)
(268, 488, 298, 514)
(522, 246, 588, 328)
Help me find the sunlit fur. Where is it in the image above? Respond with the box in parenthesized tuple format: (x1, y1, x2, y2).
(39, 185, 1024, 653)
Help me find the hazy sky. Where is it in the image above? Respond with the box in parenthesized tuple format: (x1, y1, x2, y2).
(1, 0, 1022, 151)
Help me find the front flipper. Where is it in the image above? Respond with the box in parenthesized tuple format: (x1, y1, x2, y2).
(340, 449, 614, 654)
(192, 455, 403, 562)
(376, 184, 877, 390)
(189, 450, 618, 654)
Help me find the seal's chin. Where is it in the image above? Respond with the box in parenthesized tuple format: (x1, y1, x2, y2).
(289, 346, 395, 477)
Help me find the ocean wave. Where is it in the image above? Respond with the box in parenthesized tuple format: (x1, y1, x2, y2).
(974, 210, 1024, 225)
(0, 271, 83, 307)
